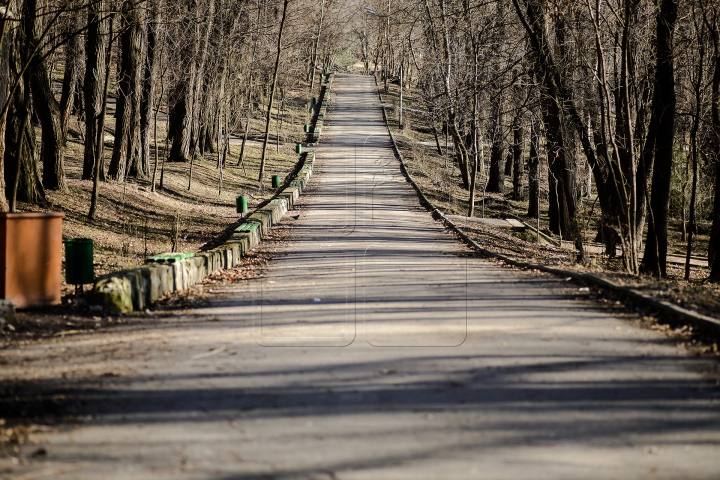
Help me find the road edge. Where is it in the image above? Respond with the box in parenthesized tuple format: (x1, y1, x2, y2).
(91, 74, 335, 314)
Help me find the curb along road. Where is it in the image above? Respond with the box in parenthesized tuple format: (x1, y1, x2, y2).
(92, 74, 335, 314)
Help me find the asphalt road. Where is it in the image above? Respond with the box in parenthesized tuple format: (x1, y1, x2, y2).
(1, 74, 720, 479)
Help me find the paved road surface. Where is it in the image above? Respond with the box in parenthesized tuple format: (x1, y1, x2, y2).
(1, 74, 720, 479)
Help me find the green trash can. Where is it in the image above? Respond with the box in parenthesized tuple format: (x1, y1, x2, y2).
(295, 143, 302, 154)
(304, 124, 310, 133)
(312, 96, 317, 105)
(272, 175, 281, 189)
(236, 195, 248, 214)
(65, 238, 94, 285)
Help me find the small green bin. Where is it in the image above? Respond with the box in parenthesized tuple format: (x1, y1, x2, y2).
(236, 195, 248, 214)
(295, 143, 302, 154)
(304, 124, 310, 133)
(64, 238, 94, 285)
(272, 175, 281, 189)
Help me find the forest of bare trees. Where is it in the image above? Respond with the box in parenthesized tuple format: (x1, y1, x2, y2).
(0, 0, 350, 219)
(358, 0, 720, 280)
(3, 0, 720, 281)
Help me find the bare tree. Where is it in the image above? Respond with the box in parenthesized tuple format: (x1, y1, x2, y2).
(259, 0, 290, 182)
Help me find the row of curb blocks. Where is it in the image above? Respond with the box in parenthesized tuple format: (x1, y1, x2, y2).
(378, 86, 720, 337)
(308, 73, 333, 142)
(94, 153, 317, 314)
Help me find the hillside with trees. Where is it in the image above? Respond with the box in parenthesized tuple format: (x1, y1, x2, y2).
(3, 0, 720, 296)
(0, 0, 351, 281)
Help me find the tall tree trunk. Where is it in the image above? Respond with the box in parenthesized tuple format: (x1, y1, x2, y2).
(486, 97, 505, 194)
(467, 35, 479, 218)
(309, 0, 325, 95)
(259, 0, 289, 182)
(0, 3, 11, 212)
(108, 0, 143, 181)
(487, 140, 504, 194)
(139, 3, 159, 184)
(168, 81, 192, 162)
(5, 17, 44, 209)
(640, 0, 678, 277)
(708, 14, 720, 280)
(512, 112, 524, 199)
(635, 84, 656, 257)
(527, 118, 540, 218)
(431, 0, 470, 189)
(512, 0, 584, 257)
(712, 152, 720, 279)
(59, 13, 83, 145)
(188, 0, 215, 160)
(89, 17, 114, 220)
(238, 0, 261, 167)
(168, 2, 198, 163)
(83, 0, 108, 180)
(686, 11, 705, 279)
(26, 0, 66, 192)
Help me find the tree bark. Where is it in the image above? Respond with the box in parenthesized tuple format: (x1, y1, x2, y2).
(486, 97, 505, 194)
(512, 0, 584, 257)
(486, 140, 505, 193)
(108, 0, 144, 181)
(168, 2, 198, 163)
(168, 81, 192, 162)
(5, 17, 44, 209)
(83, 0, 108, 180)
(0, 3, 11, 212)
(59, 13, 83, 145)
(139, 3, 159, 183)
(89, 17, 114, 220)
(512, 112, 524, 200)
(527, 118, 539, 218)
(640, 0, 678, 277)
(259, 0, 289, 182)
(188, 0, 215, 160)
(26, 0, 66, 192)
(708, 12, 720, 280)
(309, 0, 325, 95)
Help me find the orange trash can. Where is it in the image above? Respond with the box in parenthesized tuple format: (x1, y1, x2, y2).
(0, 213, 64, 308)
